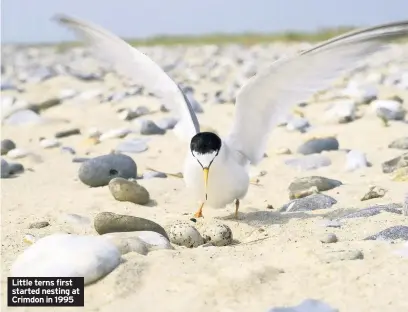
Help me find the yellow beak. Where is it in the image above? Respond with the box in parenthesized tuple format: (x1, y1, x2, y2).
(203, 168, 209, 200)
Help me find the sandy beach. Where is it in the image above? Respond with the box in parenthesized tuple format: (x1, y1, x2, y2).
(1, 40, 408, 312)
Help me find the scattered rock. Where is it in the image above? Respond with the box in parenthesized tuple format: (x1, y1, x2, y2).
(78, 154, 137, 187)
(364, 226, 408, 241)
(115, 139, 148, 154)
(267, 299, 338, 312)
(382, 153, 408, 173)
(10, 233, 121, 285)
(388, 137, 408, 150)
(94, 212, 168, 239)
(1, 139, 16, 155)
(140, 120, 166, 135)
(280, 194, 337, 212)
(285, 154, 331, 171)
(108, 177, 150, 205)
(297, 137, 339, 155)
(28, 221, 50, 229)
(168, 221, 204, 248)
(345, 150, 369, 171)
(288, 176, 342, 199)
(199, 222, 233, 246)
(319, 249, 364, 263)
(320, 233, 338, 243)
(340, 204, 402, 219)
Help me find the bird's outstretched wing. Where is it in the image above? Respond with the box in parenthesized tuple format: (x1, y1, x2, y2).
(53, 14, 200, 142)
(227, 20, 408, 165)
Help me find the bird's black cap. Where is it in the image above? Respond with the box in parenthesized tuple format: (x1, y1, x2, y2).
(190, 132, 222, 154)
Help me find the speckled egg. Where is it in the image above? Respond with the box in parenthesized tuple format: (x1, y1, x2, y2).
(168, 221, 204, 248)
(201, 222, 233, 246)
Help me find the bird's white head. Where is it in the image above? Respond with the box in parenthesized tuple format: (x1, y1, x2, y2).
(190, 132, 222, 200)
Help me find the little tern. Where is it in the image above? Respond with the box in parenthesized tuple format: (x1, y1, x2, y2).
(54, 15, 408, 219)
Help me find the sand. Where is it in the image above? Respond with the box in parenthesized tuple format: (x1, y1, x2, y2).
(1, 46, 408, 312)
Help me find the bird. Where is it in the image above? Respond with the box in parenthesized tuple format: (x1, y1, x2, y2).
(54, 14, 408, 219)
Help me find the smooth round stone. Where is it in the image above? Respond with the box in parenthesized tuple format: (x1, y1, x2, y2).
(201, 222, 233, 246)
(156, 117, 178, 130)
(139, 120, 166, 135)
(320, 233, 338, 243)
(10, 233, 121, 285)
(168, 221, 204, 248)
(5, 109, 43, 125)
(7, 148, 29, 159)
(94, 212, 169, 239)
(8, 162, 24, 175)
(99, 128, 130, 141)
(1, 158, 10, 178)
(1, 139, 16, 155)
(345, 150, 369, 171)
(115, 139, 148, 154)
(297, 137, 339, 155)
(102, 233, 149, 255)
(40, 138, 61, 149)
(108, 177, 150, 205)
(78, 154, 137, 187)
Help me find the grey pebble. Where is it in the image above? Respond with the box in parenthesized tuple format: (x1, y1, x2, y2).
(108, 177, 150, 205)
(78, 154, 137, 187)
(288, 176, 342, 200)
(142, 171, 167, 179)
(285, 154, 331, 171)
(28, 221, 50, 229)
(8, 162, 24, 175)
(280, 194, 337, 212)
(388, 137, 408, 150)
(115, 139, 148, 154)
(320, 233, 338, 243)
(345, 150, 369, 171)
(267, 299, 338, 312)
(1, 139, 16, 155)
(382, 152, 408, 173)
(297, 137, 339, 155)
(340, 204, 402, 219)
(94, 212, 168, 239)
(364, 225, 408, 241)
(1, 158, 10, 178)
(55, 128, 81, 138)
(140, 120, 166, 135)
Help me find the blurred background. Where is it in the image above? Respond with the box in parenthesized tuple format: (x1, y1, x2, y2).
(2, 0, 408, 44)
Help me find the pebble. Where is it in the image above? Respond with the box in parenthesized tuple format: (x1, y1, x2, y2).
(94, 212, 169, 239)
(139, 120, 166, 135)
(288, 176, 342, 199)
(382, 152, 408, 173)
(388, 137, 408, 150)
(1, 139, 16, 155)
(267, 299, 338, 312)
(364, 226, 408, 241)
(319, 249, 364, 263)
(1, 158, 10, 178)
(320, 233, 338, 243)
(340, 204, 402, 219)
(108, 177, 150, 205)
(55, 128, 81, 138)
(297, 137, 339, 155)
(99, 128, 130, 141)
(284, 154, 331, 171)
(4, 109, 43, 125)
(78, 154, 137, 187)
(167, 221, 204, 248)
(345, 150, 369, 171)
(142, 171, 167, 179)
(199, 222, 233, 246)
(8, 162, 24, 175)
(156, 117, 178, 130)
(28, 221, 50, 229)
(39, 138, 61, 149)
(115, 139, 148, 154)
(280, 194, 337, 212)
(360, 186, 387, 201)
(10, 233, 121, 285)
